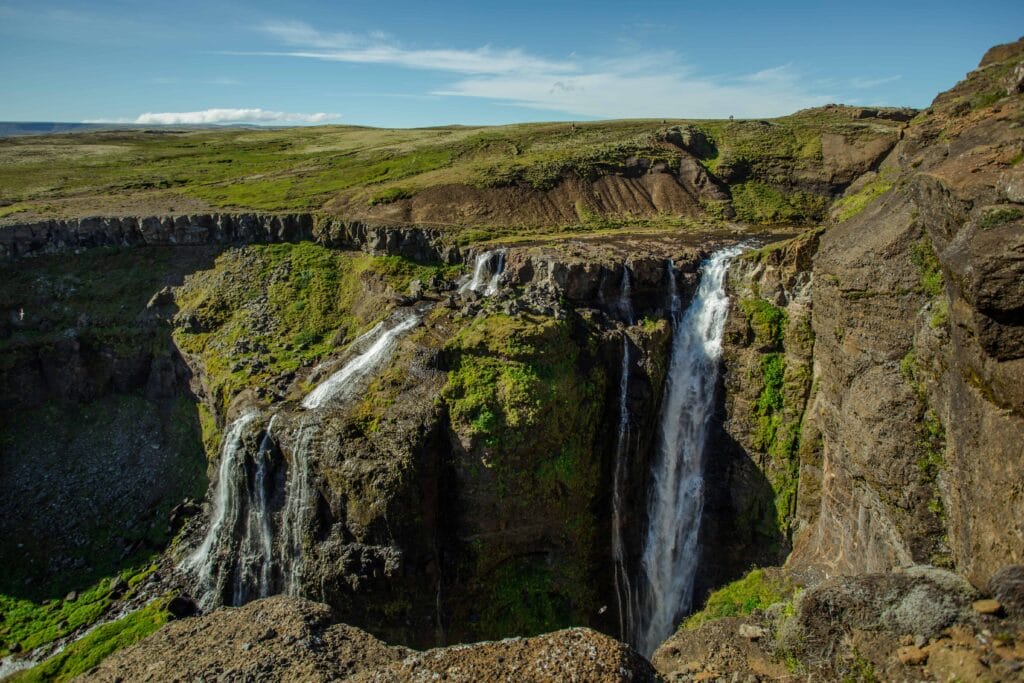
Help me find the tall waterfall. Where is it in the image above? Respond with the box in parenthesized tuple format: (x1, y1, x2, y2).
(233, 414, 278, 605)
(611, 266, 637, 641)
(184, 310, 423, 608)
(634, 246, 743, 656)
(459, 249, 506, 296)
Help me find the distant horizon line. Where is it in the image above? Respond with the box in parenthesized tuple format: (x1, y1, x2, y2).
(0, 103, 921, 135)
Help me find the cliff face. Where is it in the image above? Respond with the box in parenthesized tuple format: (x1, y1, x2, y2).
(5, 37, 1024, 681)
(111, 236, 724, 649)
(713, 38, 1024, 588)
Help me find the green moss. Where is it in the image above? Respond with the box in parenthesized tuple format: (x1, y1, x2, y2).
(900, 350, 949, 534)
(479, 560, 571, 637)
(0, 565, 155, 658)
(911, 238, 943, 297)
(832, 174, 895, 222)
(929, 297, 949, 329)
(740, 299, 788, 348)
(683, 568, 792, 629)
(173, 243, 454, 413)
(196, 402, 221, 460)
(755, 354, 786, 417)
(9, 598, 169, 682)
(731, 181, 829, 224)
(442, 312, 605, 640)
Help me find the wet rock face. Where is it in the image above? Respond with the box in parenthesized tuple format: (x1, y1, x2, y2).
(81, 596, 658, 683)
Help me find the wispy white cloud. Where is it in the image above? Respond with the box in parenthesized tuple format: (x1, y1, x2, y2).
(435, 66, 831, 119)
(248, 19, 835, 119)
(850, 75, 902, 89)
(88, 108, 341, 125)
(252, 20, 575, 75)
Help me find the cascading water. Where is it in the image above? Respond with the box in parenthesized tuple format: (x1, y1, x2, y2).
(184, 409, 260, 608)
(279, 417, 313, 596)
(184, 310, 424, 607)
(233, 414, 278, 605)
(458, 249, 506, 296)
(634, 246, 743, 656)
(611, 265, 638, 642)
(301, 313, 420, 410)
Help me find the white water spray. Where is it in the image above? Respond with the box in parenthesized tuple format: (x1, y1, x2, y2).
(458, 249, 506, 296)
(233, 414, 278, 604)
(280, 417, 314, 595)
(186, 309, 426, 607)
(635, 246, 743, 656)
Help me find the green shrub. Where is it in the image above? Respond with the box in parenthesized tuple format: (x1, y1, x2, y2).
(979, 206, 1024, 229)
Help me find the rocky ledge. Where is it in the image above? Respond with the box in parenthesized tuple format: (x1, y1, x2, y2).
(80, 596, 658, 683)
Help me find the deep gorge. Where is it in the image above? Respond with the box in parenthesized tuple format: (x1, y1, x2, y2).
(1, 36, 1023, 682)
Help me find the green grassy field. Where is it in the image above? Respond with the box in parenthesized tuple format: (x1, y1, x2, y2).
(0, 108, 904, 225)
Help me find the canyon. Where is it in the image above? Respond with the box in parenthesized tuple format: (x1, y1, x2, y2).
(1, 37, 1023, 682)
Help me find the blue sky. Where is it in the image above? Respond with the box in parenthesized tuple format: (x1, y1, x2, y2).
(0, 0, 1021, 127)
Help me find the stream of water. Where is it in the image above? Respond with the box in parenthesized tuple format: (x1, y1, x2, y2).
(611, 266, 637, 642)
(634, 246, 743, 656)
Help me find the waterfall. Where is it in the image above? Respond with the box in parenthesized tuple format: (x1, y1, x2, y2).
(458, 249, 506, 296)
(185, 309, 425, 607)
(611, 265, 637, 641)
(184, 409, 260, 608)
(634, 246, 743, 656)
(280, 417, 314, 596)
(232, 414, 278, 604)
(302, 312, 421, 410)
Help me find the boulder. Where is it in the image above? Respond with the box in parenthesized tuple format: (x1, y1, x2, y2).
(988, 565, 1024, 617)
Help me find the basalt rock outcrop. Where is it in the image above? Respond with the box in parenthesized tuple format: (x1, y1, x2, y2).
(0, 213, 461, 263)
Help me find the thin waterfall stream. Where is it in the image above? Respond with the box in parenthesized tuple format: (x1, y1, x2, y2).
(633, 246, 744, 656)
(611, 265, 637, 643)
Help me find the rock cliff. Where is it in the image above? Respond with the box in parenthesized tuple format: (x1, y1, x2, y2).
(2, 35, 1024, 683)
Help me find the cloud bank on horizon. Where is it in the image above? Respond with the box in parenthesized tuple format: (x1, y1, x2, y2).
(88, 108, 341, 125)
